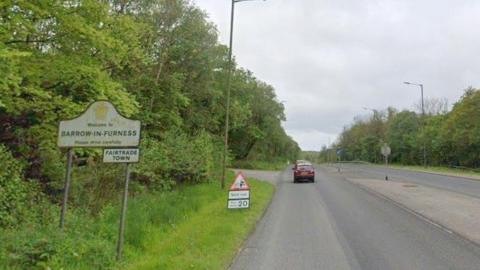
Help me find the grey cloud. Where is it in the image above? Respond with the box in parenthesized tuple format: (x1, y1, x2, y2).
(195, 0, 480, 150)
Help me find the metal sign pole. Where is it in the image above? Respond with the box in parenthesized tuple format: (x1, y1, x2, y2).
(385, 155, 389, 181)
(116, 163, 131, 260)
(60, 148, 74, 229)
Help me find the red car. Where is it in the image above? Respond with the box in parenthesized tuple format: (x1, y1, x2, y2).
(293, 162, 315, 183)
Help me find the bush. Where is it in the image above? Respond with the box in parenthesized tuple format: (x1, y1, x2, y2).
(133, 129, 216, 190)
(0, 206, 117, 270)
(0, 144, 36, 227)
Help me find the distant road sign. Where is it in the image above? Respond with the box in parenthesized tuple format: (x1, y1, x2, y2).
(381, 143, 391, 157)
(58, 101, 141, 148)
(103, 148, 139, 163)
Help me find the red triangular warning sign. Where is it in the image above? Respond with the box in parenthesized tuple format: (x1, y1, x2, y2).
(230, 172, 250, 191)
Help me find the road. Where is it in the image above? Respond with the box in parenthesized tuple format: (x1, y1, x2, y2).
(335, 163, 480, 198)
(229, 165, 480, 270)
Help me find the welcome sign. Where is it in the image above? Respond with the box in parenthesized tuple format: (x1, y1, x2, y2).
(57, 101, 141, 147)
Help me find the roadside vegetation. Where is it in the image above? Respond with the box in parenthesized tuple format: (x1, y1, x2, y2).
(0, 173, 274, 270)
(0, 0, 296, 268)
(125, 176, 274, 270)
(232, 159, 289, 171)
(315, 88, 480, 170)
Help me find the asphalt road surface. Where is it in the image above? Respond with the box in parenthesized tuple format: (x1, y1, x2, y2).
(335, 163, 480, 199)
(229, 165, 480, 270)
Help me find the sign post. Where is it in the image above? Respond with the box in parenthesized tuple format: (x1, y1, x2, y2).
(381, 143, 391, 180)
(57, 101, 141, 260)
(116, 163, 131, 260)
(59, 148, 73, 229)
(103, 148, 140, 260)
(228, 172, 250, 209)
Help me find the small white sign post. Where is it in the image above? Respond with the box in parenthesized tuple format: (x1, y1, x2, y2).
(228, 172, 250, 209)
(108, 152, 139, 261)
(57, 101, 141, 261)
(102, 147, 140, 260)
(381, 143, 391, 180)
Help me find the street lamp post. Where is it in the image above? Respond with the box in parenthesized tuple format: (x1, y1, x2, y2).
(404, 81, 426, 167)
(222, 0, 265, 189)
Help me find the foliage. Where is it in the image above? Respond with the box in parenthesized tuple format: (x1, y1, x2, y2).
(0, 177, 274, 270)
(232, 159, 289, 171)
(1, 0, 297, 266)
(134, 129, 217, 191)
(439, 88, 480, 167)
(329, 88, 480, 168)
(1, 0, 298, 193)
(124, 177, 274, 270)
(0, 144, 47, 228)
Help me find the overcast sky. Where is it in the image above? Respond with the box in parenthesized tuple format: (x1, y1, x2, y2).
(194, 0, 480, 151)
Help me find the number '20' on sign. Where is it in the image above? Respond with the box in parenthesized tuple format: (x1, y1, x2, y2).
(228, 199, 249, 209)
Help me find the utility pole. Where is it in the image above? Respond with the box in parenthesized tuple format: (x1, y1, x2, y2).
(404, 81, 427, 167)
(221, 0, 265, 189)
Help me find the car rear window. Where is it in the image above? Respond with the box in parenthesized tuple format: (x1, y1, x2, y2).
(299, 165, 313, 170)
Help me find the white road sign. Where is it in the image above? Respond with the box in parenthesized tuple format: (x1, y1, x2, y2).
(103, 148, 139, 163)
(228, 190, 250, 200)
(228, 172, 251, 209)
(228, 199, 250, 209)
(381, 143, 391, 157)
(58, 101, 141, 148)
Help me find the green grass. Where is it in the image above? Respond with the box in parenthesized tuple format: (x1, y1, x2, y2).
(232, 160, 288, 171)
(124, 176, 274, 270)
(386, 164, 480, 180)
(0, 174, 274, 270)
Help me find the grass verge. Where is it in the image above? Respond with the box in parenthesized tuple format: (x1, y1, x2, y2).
(378, 164, 480, 180)
(232, 160, 288, 171)
(123, 175, 274, 270)
(0, 173, 273, 270)
(386, 164, 480, 180)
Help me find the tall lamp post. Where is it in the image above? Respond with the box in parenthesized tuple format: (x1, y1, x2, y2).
(222, 0, 265, 189)
(404, 81, 426, 167)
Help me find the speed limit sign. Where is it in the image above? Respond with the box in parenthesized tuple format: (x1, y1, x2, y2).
(228, 199, 250, 209)
(228, 173, 250, 209)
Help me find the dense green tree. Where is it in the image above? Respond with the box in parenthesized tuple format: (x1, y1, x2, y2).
(439, 88, 480, 167)
(333, 88, 480, 168)
(1, 0, 299, 205)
